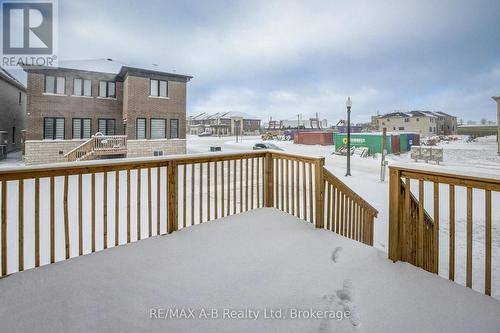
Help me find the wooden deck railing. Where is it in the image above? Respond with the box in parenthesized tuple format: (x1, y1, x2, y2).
(0, 151, 377, 277)
(64, 135, 127, 161)
(389, 165, 500, 297)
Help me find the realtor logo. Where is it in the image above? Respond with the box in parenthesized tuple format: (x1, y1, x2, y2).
(1, 0, 58, 68)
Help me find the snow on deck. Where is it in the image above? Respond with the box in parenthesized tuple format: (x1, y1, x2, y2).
(1, 208, 499, 333)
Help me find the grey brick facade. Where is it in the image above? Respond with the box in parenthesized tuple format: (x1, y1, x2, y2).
(0, 68, 26, 153)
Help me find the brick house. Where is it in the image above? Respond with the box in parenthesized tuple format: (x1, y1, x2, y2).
(0, 67, 26, 155)
(22, 59, 192, 164)
(187, 112, 261, 136)
(374, 111, 457, 136)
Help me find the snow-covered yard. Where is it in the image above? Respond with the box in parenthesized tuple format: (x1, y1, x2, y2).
(186, 135, 500, 299)
(1, 208, 499, 333)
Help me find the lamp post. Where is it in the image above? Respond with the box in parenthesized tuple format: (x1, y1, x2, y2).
(345, 97, 352, 176)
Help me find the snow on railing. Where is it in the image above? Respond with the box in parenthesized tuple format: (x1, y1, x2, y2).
(0, 150, 377, 277)
(389, 165, 500, 297)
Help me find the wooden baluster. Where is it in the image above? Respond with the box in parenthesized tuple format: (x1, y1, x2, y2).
(207, 162, 211, 221)
(183, 165, 187, 227)
(388, 168, 401, 262)
(433, 182, 439, 274)
(485, 189, 492, 296)
(167, 162, 178, 233)
(214, 162, 218, 219)
(256, 158, 260, 208)
(148, 168, 152, 236)
(332, 187, 337, 233)
(35, 178, 40, 267)
(309, 162, 313, 223)
(78, 174, 83, 255)
(335, 188, 340, 233)
(296, 161, 300, 217)
(448, 184, 455, 279)
(137, 169, 141, 241)
(115, 171, 120, 245)
(466, 187, 472, 288)
(416, 180, 424, 268)
(18, 180, 24, 271)
(326, 183, 331, 230)
(199, 163, 203, 223)
(191, 164, 195, 226)
(127, 169, 131, 243)
(403, 177, 410, 262)
(103, 172, 108, 249)
(279, 158, 283, 211)
(92, 173, 96, 252)
(64, 176, 70, 259)
(314, 159, 325, 229)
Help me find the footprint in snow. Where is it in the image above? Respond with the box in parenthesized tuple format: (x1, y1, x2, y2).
(331, 247, 342, 263)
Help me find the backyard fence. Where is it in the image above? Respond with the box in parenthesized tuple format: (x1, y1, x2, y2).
(0, 150, 377, 277)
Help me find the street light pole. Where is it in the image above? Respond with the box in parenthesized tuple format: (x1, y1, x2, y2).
(345, 97, 352, 176)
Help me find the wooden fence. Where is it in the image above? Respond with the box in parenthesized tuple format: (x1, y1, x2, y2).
(389, 165, 499, 296)
(0, 150, 377, 277)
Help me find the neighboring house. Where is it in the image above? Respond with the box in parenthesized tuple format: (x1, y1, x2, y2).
(187, 111, 261, 136)
(374, 111, 457, 136)
(0, 67, 26, 154)
(22, 59, 192, 164)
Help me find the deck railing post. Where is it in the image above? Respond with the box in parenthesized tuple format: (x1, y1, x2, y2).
(167, 161, 178, 233)
(315, 158, 325, 229)
(388, 167, 401, 262)
(264, 152, 274, 207)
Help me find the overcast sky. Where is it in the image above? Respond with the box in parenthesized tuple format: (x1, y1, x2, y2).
(8, 0, 500, 123)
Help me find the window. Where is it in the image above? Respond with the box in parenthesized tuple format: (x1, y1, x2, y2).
(45, 76, 65, 94)
(99, 81, 116, 98)
(150, 118, 166, 139)
(150, 79, 168, 97)
(153, 151, 163, 156)
(170, 119, 179, 138)
(136, 118, 146, 139)
(393, 127, 396, 130)
(416, 118, 419, 122)
(72, 118, 91, 139)
(18, 92, 22, 105)
(429, 127, 432, 132)
(12, 127, 15, 143)
(98, 119, 115, 135)
(398, 127, 405, 130)
(73, 79, 92, 96)
(44, 118, 65, 140)
(404, 118, 409, 123)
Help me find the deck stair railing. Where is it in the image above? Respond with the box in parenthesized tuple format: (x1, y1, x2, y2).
(64, 133, 127, 162)
(0, 150, 377, 278)
(389, 165, 499, 297)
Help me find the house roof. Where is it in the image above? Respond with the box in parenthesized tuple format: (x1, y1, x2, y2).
(0, 66, 26, 91)
(22, 58, 192, 81)
(189, 111, 261, 121)
(377, 110, 456, 119)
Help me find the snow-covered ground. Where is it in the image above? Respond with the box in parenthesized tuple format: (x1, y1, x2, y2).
(1, 208, 499, 333)
(186, 134, 500, 299)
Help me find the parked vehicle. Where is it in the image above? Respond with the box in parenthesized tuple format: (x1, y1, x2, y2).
(253, 143, 284, 151)
(198, 131, 212, 137)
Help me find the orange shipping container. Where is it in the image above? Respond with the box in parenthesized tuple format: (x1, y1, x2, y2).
(293, 131, 334, 145)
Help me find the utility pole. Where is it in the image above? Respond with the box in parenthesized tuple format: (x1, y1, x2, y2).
(380, 127, 388, 181)
(345, 97, 352, 177)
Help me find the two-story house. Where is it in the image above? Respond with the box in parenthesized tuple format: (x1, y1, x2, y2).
(0, 67, 26, 156)
(22, 59, 192, 164)
(374, 111, 457, 136)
